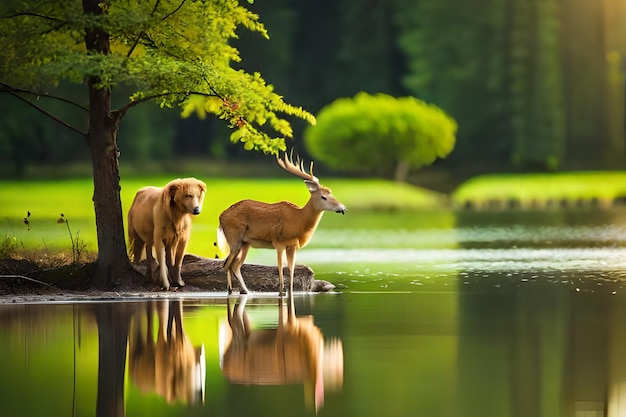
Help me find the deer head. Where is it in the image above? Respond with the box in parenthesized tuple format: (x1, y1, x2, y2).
(277, 152, 346, 214)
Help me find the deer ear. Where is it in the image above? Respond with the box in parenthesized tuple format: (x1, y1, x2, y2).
(304, 180, 319, 193)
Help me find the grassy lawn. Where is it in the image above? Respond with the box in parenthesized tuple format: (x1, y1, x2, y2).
(0, 176, 445, 259)
(452, 171, 626, 208)
(8, 170, 626, 261)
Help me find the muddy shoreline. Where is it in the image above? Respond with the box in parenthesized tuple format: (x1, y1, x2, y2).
(0, 254, 335, 304)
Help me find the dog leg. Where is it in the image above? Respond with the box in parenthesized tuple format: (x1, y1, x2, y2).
(154, 240, 170, 290)
(171, 238, 188, 287)
(145, 242, 156, 282)
(165, 245, 178, 287)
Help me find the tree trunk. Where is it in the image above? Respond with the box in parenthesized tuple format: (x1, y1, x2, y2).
(394, 160, 410, 182)
(83, 0, 134, 288)
(561, 0, 612, 169)
(87, 95, 133, 288)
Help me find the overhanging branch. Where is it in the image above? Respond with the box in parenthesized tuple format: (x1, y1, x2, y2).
(160, 0, 187, 22)
(117, 90, 218, 117)
(0, 11, 63, 22)
(0, 84, 87, 136)
(0, 83, 89, 112)
(0, 10, 68, 34)
(126, 0, 187, 59)
(126, 0, 162, 59)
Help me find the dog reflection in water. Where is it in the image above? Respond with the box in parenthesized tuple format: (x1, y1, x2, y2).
(129, 300, 206, 404)
(219, 295, 344, 412)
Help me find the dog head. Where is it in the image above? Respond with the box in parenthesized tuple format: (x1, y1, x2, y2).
(166, 178, 206, 215)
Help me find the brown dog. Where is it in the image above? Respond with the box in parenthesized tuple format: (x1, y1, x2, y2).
(128, 178, 206, 289)
(129, 300, 205, 404)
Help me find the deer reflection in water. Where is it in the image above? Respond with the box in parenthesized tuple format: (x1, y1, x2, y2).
(219, 295, 344, 412)
(128, 300, 206, 404)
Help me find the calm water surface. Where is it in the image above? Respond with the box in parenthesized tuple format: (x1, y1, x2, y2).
(3, 209, 626, 417)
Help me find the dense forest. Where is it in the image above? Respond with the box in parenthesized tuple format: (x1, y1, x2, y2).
(1, 0, 625, 179)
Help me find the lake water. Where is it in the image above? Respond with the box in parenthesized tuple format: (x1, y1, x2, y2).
(2, 209, 626, 417)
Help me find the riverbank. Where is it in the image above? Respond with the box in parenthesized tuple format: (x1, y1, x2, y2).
(0, 254, 329, 304)
(452, 171, 626, 210)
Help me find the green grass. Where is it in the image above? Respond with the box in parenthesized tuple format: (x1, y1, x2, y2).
(0, 176, 445, 258)
(453, 171, 626, 207)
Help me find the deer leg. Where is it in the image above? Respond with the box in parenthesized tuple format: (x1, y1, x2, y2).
(225, 254, 236, 295)
(224, 242, 242, 294)
(276, 246, 286, 296)
(226, 268, 234, 295)
(232, 244, 250, 294)
(285, 246, 297, 295)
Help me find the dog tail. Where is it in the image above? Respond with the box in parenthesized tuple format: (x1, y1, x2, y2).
(128, 224, 135, 261)
(128, 236, 135, 261)
(127, 225, 144, 262)
(215, 226, 230, 259)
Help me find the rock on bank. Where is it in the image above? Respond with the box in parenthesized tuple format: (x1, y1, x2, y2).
(133, 254, 336, 293)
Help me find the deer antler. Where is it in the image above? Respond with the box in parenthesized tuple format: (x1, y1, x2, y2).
(277, 150, 319, 183)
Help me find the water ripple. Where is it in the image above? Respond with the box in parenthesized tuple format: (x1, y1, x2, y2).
(292, 247, 626, 272)
(312, 225, 626, 249)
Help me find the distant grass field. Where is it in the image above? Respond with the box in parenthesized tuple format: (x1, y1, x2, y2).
(453, 171, 626, 208)
(0, 176, 446, 259)
(6, 170, 626, 263)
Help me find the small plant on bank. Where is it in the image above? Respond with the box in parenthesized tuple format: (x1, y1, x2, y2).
(57, 213, 87, 266)
(23, 211, 31, 231)
(0, 211, 30, 259)
(0, 235, 19, 259)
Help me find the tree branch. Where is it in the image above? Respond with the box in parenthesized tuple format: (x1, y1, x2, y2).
(1, 88, 87, 136)
(1, 10, 68, 35)
(160, 0, 187, 22)
(0, 11, 63, 22)
(0, 83, 89, 112)
(126, 0, 161, 59)
(0, 275, 56, 288)
(117, 90, 218, 117)
(41, 21, 68, 35)
(126, 0, 186, 59)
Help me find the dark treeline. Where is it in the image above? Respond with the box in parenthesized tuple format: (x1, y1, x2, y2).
(1, 0, 625, 179)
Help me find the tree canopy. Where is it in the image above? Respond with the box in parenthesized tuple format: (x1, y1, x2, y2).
(0, 0, 314, 153)
(0, 0, 315, 287)
(305, 92, 457, 182)
(1, 0, 624, 176)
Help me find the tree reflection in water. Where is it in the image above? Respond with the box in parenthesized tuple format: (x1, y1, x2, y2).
(94, 303, 134, 417)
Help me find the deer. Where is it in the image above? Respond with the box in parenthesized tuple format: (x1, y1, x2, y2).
(219, 295, 344, 412)
(217, 152, 347, 295)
